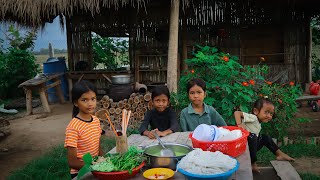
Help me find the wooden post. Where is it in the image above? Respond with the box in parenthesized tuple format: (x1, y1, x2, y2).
(306, 17, 312, 83)
(25, 88, 33, 115)
(167, 0, 180, 92)
(181, 15, 188, 72)
(66, 17, 73, 71)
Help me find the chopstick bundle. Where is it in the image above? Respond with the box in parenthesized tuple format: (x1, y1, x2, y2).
(121, 109, 132, 136)
(105, 113, 118, 136)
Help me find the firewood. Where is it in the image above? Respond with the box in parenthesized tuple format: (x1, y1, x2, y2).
(109, 98, 113, 103)
(138, 104, 144, 108)
(123, 99, 128, 103)
(95, 109, 109, 120)
(141, 107, 147, 114)
(130, 93, 136, 98)
(139, 98, 145, 104)
(101, 95, 109, 101)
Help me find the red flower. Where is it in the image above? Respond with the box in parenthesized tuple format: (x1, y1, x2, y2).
(191, 69, 195, 74)
(289, 81, 295, 86)
(242, 82, 249, 86)
(259, 94, 263, 97)
(278, 99, 283, 104)
(249, 79, 255, 85)
(222, 56, 229, 62)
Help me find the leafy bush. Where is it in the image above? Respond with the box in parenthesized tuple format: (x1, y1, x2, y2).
(172, 46, 302, 139)
(0, 25, 39, 99)
(92, 34, 129, 70)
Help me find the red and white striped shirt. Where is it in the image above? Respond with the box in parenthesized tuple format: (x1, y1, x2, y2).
(64, 115, 101, 174)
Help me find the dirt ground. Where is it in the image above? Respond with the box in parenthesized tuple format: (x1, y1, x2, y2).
(0, 101, 320, 179)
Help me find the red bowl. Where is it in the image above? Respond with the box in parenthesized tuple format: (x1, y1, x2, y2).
(92, 162, 145, 180)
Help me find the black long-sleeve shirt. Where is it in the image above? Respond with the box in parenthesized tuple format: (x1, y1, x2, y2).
(139, 107, 179, 135)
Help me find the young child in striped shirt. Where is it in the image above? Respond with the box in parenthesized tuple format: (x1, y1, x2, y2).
(234, 97, 294, 173)
(64, 80, 104, 179)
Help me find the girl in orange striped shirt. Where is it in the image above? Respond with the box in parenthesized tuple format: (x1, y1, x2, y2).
(64, 80, 104, 179)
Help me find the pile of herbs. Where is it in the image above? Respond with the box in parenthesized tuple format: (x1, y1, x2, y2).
(78, 146, 146, 179)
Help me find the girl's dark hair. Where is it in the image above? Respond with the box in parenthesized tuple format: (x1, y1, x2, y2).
(186, 78, 206, 93)
(252, 97, 274, 112)
(72, 80, 97, 117)
(151, 86, 170, 100)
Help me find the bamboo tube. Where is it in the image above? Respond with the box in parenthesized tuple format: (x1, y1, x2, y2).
(111, 102, 117, 108)
(128, 97, 134, 104)
(109, 98, 113, 103)
(135, 82, 148, 94)
(123, 99, 128, 103)
(130, 93, 136, 98)
(139, 98, 145, 104)
(101, 95, 109, 101)
(115, 108, 122, 115)
(132, 103, 138, 108)
(139, 94, 144, 101)
(134, 96, 140, 104)
(125, 103, 131, 109)
(144, 93, 151, 101)
(117, 101, 124, 108)
(138, 112, 144, 118)
(109, 107, 116, 114)
(138, 104, 144, 108)
(103, 102, 110, 109)
(109, 115, 115, 121)
(141, 107, 147, 113)
(148, 101, 153, 110)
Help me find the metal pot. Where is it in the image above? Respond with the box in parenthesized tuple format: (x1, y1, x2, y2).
(143, 143, 193, 170)
(111, 75, 133, 85)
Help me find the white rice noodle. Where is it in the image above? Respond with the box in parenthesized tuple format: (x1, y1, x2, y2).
(178, 148, 237, 175)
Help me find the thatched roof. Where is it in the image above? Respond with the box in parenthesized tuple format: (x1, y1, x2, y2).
(1, 0, 320, 26)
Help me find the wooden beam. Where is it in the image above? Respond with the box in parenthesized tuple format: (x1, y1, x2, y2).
(44, 80, 61, 91)
(167, 0, 180, 92)
(271, 160, 301, 180)
(306, 17, 312, 83)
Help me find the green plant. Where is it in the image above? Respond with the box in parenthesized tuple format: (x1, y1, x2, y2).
(0, 25, 39, 99)
(92, 34, 129, 70)
(172, 45, 302, 139)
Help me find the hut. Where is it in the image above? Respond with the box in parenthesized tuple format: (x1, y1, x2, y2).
(1, 0, 320, 93)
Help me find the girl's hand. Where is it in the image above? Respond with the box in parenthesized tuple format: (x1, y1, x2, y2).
(146, 130, 156, 139)
(237, 124, 245, 129)
(156, 130, 166, 137)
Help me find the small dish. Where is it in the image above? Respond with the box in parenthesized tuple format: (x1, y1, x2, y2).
(143, 168, 174, 179)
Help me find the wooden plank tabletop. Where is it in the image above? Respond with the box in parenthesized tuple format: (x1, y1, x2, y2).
(18, 73, 64, 87)
(77, 132, 252, 180)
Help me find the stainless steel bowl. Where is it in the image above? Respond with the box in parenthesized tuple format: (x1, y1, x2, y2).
(143, 143, 193, 170)
(111, 75, 133, 84)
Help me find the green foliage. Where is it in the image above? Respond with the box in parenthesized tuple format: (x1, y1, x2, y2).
(92, 34, 129, 70)
(0, 25, 39, 99)
(172, 45, 302, 139)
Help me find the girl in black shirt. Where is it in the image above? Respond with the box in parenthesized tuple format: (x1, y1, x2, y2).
(139, 86, 179, 139)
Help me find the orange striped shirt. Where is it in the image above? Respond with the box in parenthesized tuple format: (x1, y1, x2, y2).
(64, 115, 101, 174)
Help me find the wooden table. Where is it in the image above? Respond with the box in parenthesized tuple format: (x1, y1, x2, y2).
(18, 73, 65, 115)
(77, 132, 253, 180)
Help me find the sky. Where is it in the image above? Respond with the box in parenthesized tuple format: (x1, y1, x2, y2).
(1, 17, 67, 51)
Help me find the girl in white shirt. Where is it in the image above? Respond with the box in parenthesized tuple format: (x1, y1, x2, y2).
(234, 97, 294, 173)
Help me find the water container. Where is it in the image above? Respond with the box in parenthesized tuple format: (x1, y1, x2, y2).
(43, 57, 68, 103)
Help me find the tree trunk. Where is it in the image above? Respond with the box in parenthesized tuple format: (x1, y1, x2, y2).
(167, 0, 180, 92)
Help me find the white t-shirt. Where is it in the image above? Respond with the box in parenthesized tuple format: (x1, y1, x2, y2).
(240, 112, 261, 136)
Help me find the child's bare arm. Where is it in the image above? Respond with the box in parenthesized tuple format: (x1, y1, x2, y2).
(67, 147, 85, 170)
(234, 111, 244, 126)
(99, 144, 104, 156)
(157, 129, 173, 137)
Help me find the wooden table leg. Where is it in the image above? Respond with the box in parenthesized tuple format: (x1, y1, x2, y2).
(68, 78, 73, 102)
(53, 78, 66, 104)
(39, 87, 51, 113)
(25, 88, 33, 115)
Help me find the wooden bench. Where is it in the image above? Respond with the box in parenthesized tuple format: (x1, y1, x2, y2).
(18, 73, 65, 115)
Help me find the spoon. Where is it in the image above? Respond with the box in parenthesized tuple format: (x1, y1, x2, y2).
(153, 131, 175, 157)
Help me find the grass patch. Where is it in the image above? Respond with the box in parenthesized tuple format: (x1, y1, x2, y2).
(8, 137, 116, 180)
(300, 173, 320, 180)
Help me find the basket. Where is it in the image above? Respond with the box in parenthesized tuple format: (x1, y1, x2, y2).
(177, 160, 239, 180)
(189, 126, 249, 157)
(92, 162, 145, 180)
